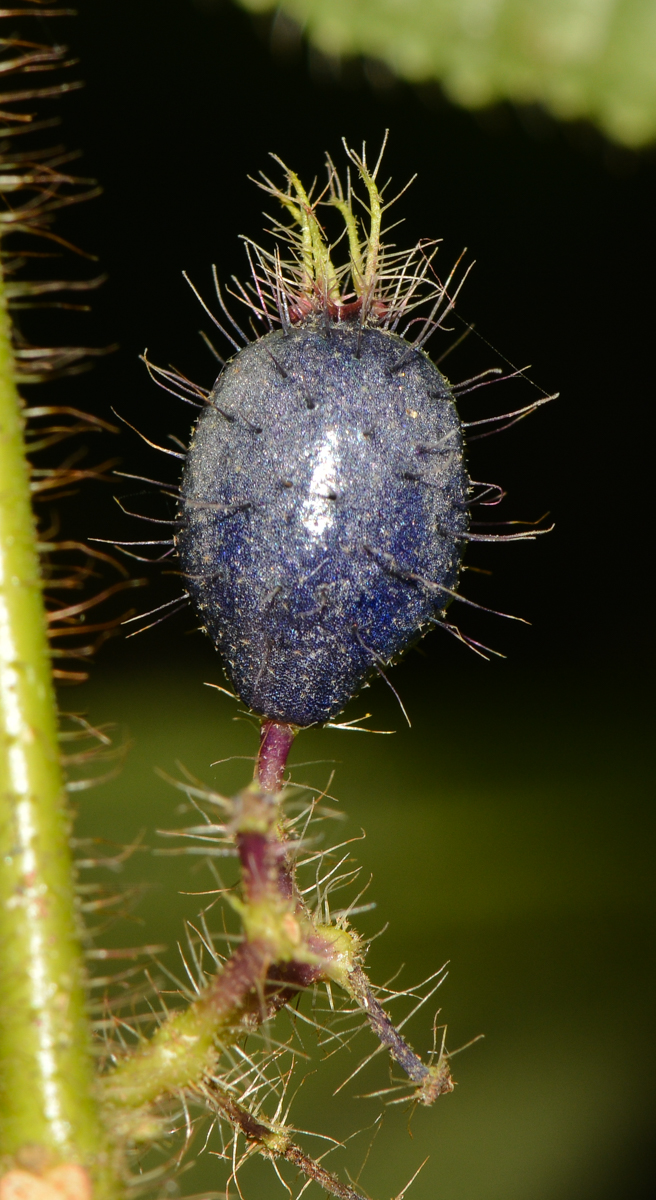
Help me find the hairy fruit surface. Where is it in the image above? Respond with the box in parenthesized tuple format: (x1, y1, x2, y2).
(178, 319, 469, 725)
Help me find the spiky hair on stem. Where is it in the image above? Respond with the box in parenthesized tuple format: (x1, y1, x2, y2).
(235, 131, 470, 335)
(96, 765, 455, 1199)
(0, 4, 145, 682)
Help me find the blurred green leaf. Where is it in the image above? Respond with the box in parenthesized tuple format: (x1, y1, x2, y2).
(234, 0, 656, 145)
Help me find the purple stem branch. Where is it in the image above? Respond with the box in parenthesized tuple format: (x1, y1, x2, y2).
(348, 965, 454, 1103)
(255, 719, 296, 791)
(202, 1083, 367, 1200)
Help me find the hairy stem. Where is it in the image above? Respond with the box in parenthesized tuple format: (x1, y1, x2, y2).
(101, 785, 345, 1131)
(0, 281, 113, 1191)
(346, 966, 454, 1105)
(200, 1082, 367, 1200)
(103, 773, 451, 1145)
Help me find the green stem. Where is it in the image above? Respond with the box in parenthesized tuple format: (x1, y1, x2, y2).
(101, 774, 447, 1140)
(101, 783, 357, 1137)
(0, 283, 113, 1191)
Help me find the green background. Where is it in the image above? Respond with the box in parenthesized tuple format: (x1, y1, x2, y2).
(70, 645, 655, 1200)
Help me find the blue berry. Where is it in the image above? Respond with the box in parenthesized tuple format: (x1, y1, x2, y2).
(147, 140, 488, 727)
(177, 318, 468, 727)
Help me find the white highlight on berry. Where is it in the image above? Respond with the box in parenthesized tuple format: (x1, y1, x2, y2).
(302, 428, 340, 539)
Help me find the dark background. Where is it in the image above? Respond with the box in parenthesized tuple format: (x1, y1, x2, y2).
(30, 0, 656, 678)
(18, 2, 655, 1198)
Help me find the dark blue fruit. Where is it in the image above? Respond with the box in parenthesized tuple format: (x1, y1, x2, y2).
(177, 319, 469, 727)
